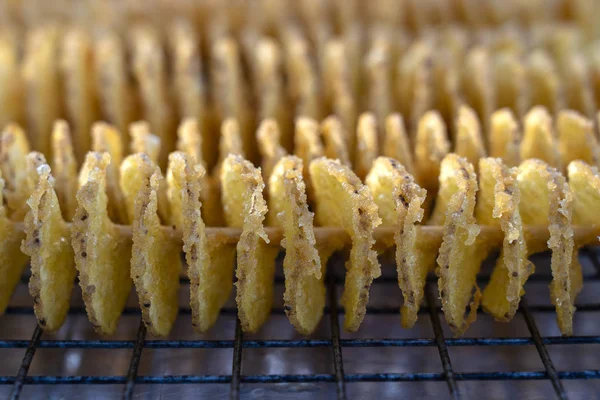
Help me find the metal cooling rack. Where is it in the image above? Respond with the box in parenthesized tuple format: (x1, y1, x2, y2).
(1, 249, 600, 400)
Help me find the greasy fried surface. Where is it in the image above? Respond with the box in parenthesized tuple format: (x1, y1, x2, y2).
(268, 156, 323, 334)
(366, 157, 433, 328)
(517, 159, 576, 335)
(131, 164, 181, 336)
(51, 121, 78, 221)
(168, 152, 235, 332)
(22, 153, 76, 331)
(568, 161, 600, 225)
(478, 158, 532, 321)
(0, 170, 28, 314)
(221, 154, 278, 333)
(310, 157, 381, 331)
(0, 124, 33, 220)
(72, 152, 132, 334)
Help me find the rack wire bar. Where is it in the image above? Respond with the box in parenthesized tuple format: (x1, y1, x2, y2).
(9, 325, 42, 400)
(425, 282, 460, 400)
(328, 269, 347, 400)
(230, 317, 243, 400)
(521, 300, 568, 400)
(122, 319, 147, 400)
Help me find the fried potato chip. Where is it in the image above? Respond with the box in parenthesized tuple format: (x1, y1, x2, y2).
(167, 152, 235, 332)
(365, 37, 393, 127)
(383, 114, 415, 175)
(355, 113, 379, 180)
(365, 157, 435, 328)
(91, 122, 127, 223)
(219, 118, 245, 162)
(461, 47, 494, 134)
(454, 106, 487, 170)
(0, 124, 34, 220)
(431, 50, 462, 136)
(257, 119, 287, 179)
(557, 110, 600, 168)
(414, 111, 450, 192)
(95, 30, 138, 141)
(22, 25, 62, 157)
(268, 156, 324, 334)
(520, 106, 561, 168)
(176, 118, 205, 168)
(72, 152, 132, 334)
(293, 117, 324, 203)
(310, 157, 381, 331)
(60, 28, 98, 163)
(0, 31, 24, 128)
(129, 121, 161, 165)
(435, 154, 495, 336)
(22, 153, 76, 331)
(517, 159, 576, 335)
(561, 54, 596, 119)
(169, 20, 211, 167)
(568, 161, 600, 225)
(51, 121, 78, 221)
(489, 108, 521, 167)
(0, 170, 28, 314)
(493, 53, 527, 118)
(526, 50, 562, 114)
(478, 158, 532, 321)
(131, 163, 181, 336)
(321, 116, 351, 167)
(130, 25, 175, 167)
(221, 154, 278, 332)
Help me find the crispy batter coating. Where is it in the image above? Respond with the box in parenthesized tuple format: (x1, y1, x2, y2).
(521, 106, 561, 168)
(168, 152, 235, 332)
(22, 153, 76, 331)
(557, 110, 600, 168)
(131, 163, 181, 336)
(383, 114, 414, 175)
(489, 109, 521, 167)
(568, 161, 600, 225)
(478, 158, 532, 321)
(366, 157, 434, 328)
(0, 124, 34, 220)
(310, 157, 381, 331)
(51, 121, 78, 221)
(221, 154, 278, 332)
(72, 152, 132, 334)
(0, 170, 28, 314)
(321, 116, 351, 167)
(517, 159, 576, 335)
(268, 156, 324, 334)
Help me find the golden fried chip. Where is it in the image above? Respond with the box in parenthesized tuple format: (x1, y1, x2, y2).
(365, 36, 393, 127)
(293, 117, 324, 199)
(478, 158, 532, 321)
(22, 153, 76, 331)
(257, 119, 287, 179)
(60, 28, 98, 163)
(0, 170, 28, 314)
(0, 124, 34, 220)
(72, 152, 132, 334)
(366, 157, 434, 328)
(221, 154, 278, 333)
(461, 47, 494, 134)
(91, 122, 127, 223)
(129, 25, 175, 167)
(219, 118, 245, 162)
(355, 113, 379, 180)
(521, 106, 561, 168)
(454, 106, 487, 170)
(517, 159, 576, 335)
(176, 118, 205, 168)
(22, 25, 62, 157)
(557, 110, 600, 168)
(310, 157, 381, 331)
(526, 50, 562, 114)
(493, 53, 527, 118)
(431, 50, 462, 135)
(382, 114, 415, 175)
(321, 116, 351, 167)
(562, 54, 596, 119)
(129, 121, 162, 165)
(167, 152, 235, 332)
(414, 111, 450, 192)
(131, 164, 181, 336)
(51, 121, 78, 221)
(268, 156, 324, 334)
(0, 31, 24, 128)
(95, 30, 138, 141)
(489, 109, 521, 167)
(568, 161, 600, 225)
(435, 154, 493, 336)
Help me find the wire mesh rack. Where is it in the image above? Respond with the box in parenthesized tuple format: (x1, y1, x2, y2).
(1, 248, 600, 400)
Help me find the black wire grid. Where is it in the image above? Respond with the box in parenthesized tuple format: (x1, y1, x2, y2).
(2, 249, 600, 400)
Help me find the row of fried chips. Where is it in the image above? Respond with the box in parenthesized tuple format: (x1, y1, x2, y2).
(1, 114, 600, 337)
